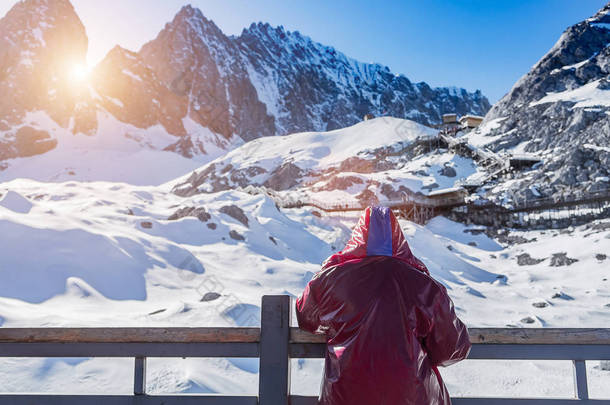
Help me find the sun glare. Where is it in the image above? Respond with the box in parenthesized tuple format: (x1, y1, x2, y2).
(70, 63, 90, 83)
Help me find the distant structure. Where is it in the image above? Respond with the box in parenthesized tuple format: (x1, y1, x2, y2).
(426, 187, 469, 206)
(459, 114, 484, 129)
(363, 113, 375, 121)
(442, 113, 458, 125)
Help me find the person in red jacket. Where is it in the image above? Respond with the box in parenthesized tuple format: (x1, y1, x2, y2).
(296, 206, 471, 405)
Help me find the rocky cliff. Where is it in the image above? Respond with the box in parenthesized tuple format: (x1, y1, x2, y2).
(470, 3, 610, 200)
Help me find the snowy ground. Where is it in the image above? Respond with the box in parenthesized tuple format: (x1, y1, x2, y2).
(171, 117, 487, 205)
(0, 179, 609, 398)
(0, 111, 240, 186)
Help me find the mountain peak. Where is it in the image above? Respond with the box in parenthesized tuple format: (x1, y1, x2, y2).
(4, 0, 78, 23)
(240, 21, 305, 44)
(175, 4, 204, 21)
(171, 3, 220, 33)
(588, 2, 610, 24)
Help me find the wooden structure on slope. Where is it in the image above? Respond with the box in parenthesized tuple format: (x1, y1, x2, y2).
(459, 114, 484, 129)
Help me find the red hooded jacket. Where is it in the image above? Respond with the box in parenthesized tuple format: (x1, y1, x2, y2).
(296, 206, 471, 405)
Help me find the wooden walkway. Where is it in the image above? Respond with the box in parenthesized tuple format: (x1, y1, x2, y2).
(0, 296, 609, 404)
(276, 187, 610, 227)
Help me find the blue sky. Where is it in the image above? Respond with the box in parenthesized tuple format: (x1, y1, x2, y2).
(2, 0, 607, 102)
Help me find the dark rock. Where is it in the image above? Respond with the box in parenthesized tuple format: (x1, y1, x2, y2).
(207, 222, 217, 230)
(338, 157, 375, 174)
(551, 292, 574, 300)
(220, 205, 249, 227)
(229, 166, 267, 187)
(229, 230, 245, 241)
(148, 309, 166, 315)
(140, 221, 153, 229)
(269, 236, 277, 245)
(468, 241, 477, 247)
(201, 292, 221, 302)
(421, 182, 439, 191)
(168, 206, 211, 222)
(464, 229, 486, 235)
(596, 253, 607, 261)
(549, 252, 579, 267)
(520, 316, 536, 324)
(516, 253, 545, 266)
(320, 175, 364, 191)
(532, 301, 548, 308)
(13, 127, 57, 158)
(356, 189, 379, 206)
(263, 163, 302, 190)
(439, 165, 457, 177)
(311, 210, 321, 218)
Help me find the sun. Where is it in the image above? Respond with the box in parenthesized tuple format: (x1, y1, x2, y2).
(70, 63, 90, 83)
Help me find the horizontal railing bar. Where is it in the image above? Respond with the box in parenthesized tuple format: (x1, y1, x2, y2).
(452, 399, 610, 405)
(0, 395, 258, 405)
(290, 396, 610, 405)
(469, 344, 610, 360)
(290, 343, 610, 360)
(0, 342, 259, 358)
(2, 327, 609, 345)
(0, 328, 260, 343)
(7, 395, 607, 405)
(290, 328, 610, 345)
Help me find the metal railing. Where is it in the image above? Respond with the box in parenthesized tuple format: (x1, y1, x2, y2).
(0, 295, 609, 404)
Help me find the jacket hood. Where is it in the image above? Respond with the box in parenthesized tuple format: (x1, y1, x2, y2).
(322, 206, 429, 274)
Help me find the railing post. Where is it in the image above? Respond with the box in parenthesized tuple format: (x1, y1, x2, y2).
(134, 356, 146, 396)
(572, 360, 588, 400)
(259, 295, 291, 405)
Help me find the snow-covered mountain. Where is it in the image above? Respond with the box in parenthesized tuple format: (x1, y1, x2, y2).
(140, 5, 490, 140)
(172, 117, 483, 205)
(467, 3, 610, 201)
(0, 0, 94, 159)
(0, 0, 240, 183)
(0, 0, 490, 181)
(1, 0, 608, 398)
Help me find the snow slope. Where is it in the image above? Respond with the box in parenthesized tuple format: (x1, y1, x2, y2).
(0, 179, 608, 397)
(0, 111, 240, 185)
(172, 117, 484, 203)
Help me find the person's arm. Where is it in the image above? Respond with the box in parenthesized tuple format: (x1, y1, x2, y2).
(422, 283, 471, 367)
(295, 277, 325, 334)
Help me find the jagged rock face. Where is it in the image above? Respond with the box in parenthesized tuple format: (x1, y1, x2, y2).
(1, 1, 490, 164)
(237, 22, 490, 134)
(140, 5, 490, 141)
(91, 46, 188, 136)
(0, 0, 93, 159)
(139, 6, 275, 142)
(474, 3, 610, 199)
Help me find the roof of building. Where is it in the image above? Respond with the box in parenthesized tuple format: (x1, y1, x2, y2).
(427, 186, 467, 197)
(459, 114, 484, 121)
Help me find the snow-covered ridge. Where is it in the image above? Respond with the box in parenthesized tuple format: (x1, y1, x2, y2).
(172, 117, 485, 204)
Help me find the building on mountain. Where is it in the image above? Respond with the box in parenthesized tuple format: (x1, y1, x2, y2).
(426, 187, 469, 206)
(442, 113, 458, 124)
(459, 115, 484, 129)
